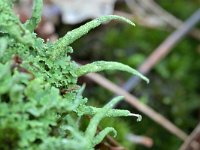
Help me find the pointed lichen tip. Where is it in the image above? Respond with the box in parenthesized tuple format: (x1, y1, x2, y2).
(116, 15, 135, 26)
(103, 15, 135, 26)
(137, 115, 142, 122)
(108, 96, 124, 108)
(147, 79, 150, 84)
(144, 77, 150, 84)
(117, 95, 124, 99)
(114, 96, 124, 102)
(81, 83, 86, 90)
(129, 113, 142, 122)
(127, 19, 135, 26)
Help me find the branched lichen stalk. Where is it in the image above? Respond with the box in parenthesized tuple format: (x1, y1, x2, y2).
(0, 1, 148, 148)
(93, 127, 117, 146)
(85, 96, 124, 141)
(50, 15, 135, 60)
(76, 61, 149, 83)
(24, 0, 43, 32)
(0, 0, 35, 46)
(77, 105, 135, 117)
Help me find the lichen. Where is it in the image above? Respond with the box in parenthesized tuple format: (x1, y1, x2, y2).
(0, 0, 148, 149)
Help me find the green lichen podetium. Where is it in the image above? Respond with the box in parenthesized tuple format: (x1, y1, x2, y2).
(0, 0, 148, 150)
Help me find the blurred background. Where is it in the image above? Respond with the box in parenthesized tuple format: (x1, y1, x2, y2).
(15, 0, 200, 149)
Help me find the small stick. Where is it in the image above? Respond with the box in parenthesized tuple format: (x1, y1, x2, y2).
(121, 8, 200, 91)
(179, 123, 200, 150)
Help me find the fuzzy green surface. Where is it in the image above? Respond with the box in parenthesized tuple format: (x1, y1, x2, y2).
(0, 0, 148, 149)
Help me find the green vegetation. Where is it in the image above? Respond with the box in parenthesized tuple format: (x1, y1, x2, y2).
(0, 0, 148, 149)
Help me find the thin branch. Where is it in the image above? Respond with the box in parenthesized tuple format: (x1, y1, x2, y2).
(24, 0, 43, 32)
(124, 0, 200, 41)
(118, 8, 200, 91)
(179, 123, 200, 150)
(126, 133, 153, 148)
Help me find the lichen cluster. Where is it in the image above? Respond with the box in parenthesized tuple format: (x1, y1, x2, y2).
(0, 0, 148, 149)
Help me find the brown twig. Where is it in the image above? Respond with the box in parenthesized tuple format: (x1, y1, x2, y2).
(119, 8, 200, 91)
(138, 9, 200, 74)
(126, 133, 153, 148)
(124, 0, 200, 41)
(179, 123, 200, 150)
